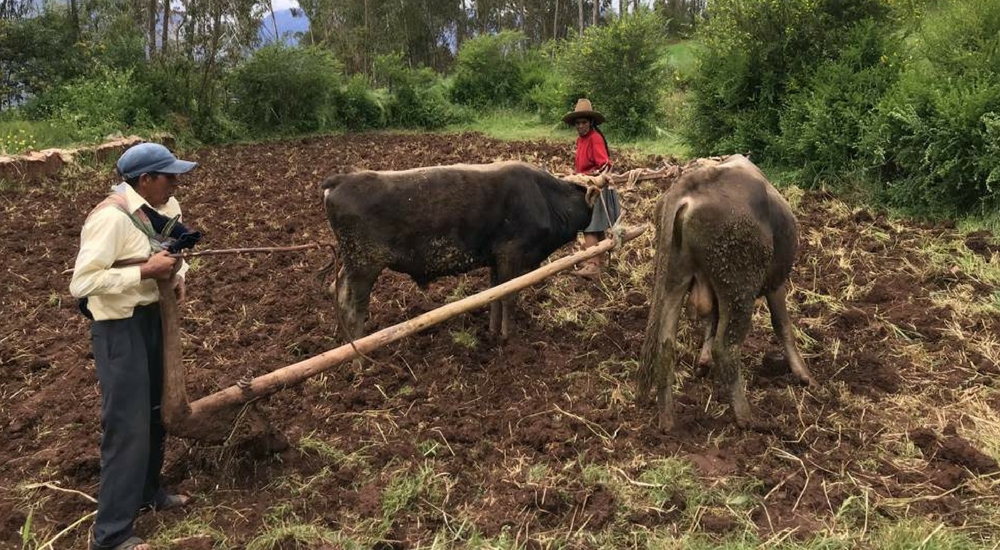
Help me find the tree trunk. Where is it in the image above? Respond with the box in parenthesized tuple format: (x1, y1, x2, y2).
(553, 0, 559, 39)
(592, 0, 597, 26)
(476, 0, 486, 33)
(269, 0, 279, 42)
(161, 0, 170, 55)
(578, 0, 583, 34)
(69, 0, 79, 38)
(362, 0, 369, 75)
(147, 0, 156, 57)
(197, 4, 223, 116)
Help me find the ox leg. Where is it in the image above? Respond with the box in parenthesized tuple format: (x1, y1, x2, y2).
(712, 299, 754, 427)
(488, 297, 515, 341)
(334, 265, 379, 342)
(765, 283, 818, 387)
(489, 300, 503, 337)
(638, 272, 692, 432)
(488, 269, 505, 338)
(695, 309, 717, 378)
(491, 257, 530, 341)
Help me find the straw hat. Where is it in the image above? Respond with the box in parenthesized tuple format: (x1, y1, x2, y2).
(562, 98, 606, 125)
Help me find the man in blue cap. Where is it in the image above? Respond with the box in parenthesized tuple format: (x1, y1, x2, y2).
(70, 142, 199, 550)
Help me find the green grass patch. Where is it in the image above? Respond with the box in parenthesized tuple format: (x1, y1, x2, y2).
(297, 432, 372, 471)
(0, 119, 77, 154)
(149, 513, 230, 549)
(445, 108, 565, 143)
(872, 518, 986, 550)
(664, 39, 702, 79)
(381, 461, 446, 519)
(627, 131, 692, 159)
(246, 508, 340, 550)
(449, 328, 479, 349)
(444, 108, 693, 160)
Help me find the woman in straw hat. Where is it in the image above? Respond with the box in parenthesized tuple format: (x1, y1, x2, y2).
(563, 98, 621, 280)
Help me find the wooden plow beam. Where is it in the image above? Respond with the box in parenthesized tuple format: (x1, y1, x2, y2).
(162, 225, 649, 441)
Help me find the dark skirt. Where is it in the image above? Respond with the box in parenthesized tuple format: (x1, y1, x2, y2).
(584, 187, 621, 233)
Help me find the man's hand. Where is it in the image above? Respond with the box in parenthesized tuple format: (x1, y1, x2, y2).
(140, 250, 177, 280)
(172, 276, 186, 304)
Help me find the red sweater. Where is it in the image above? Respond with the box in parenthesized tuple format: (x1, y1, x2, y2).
(575, 129, 611, 174)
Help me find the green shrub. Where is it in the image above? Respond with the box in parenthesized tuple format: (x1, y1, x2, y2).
(0, 10, 91, 109)
(451, 31, 532, 109)
(377, 53, 458, 130)
(862, 0, 1000, 213)
(776, 21, 902, 180)
(517, 41, 572, 120)
(39, 67, 161, 141)
(385, 77, 456, 130)
(226, 45, 342, 134)
(138, 55, 200, 121)
(556, 12, 667, 138)
(331, 75, 385, 130)
(684, 0, 892, 156)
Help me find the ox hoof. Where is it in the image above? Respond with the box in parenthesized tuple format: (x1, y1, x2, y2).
(799, 373, 820, 388)
(571, 263, 602, 281)
(657, 411, 676, 433)
(695, 360, 712, 378)
(731, 396, 752, 428)
(635, 395, 657, 410)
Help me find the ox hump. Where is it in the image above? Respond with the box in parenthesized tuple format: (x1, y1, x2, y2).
(717, 154, 768, 181)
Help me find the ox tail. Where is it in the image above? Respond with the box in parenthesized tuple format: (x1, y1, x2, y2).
(637, 198, 689, 402)
(316, 186, 369, 360)
(314, 243, 380, 366)
(316, 239, 339, 281)
(670, 199, 690, 252)
(318, 185, 341, 280)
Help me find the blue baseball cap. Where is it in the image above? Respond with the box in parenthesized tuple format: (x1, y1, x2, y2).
(116, 143, 198, 180)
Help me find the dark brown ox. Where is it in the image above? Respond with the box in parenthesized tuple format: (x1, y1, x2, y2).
(637, 155, 817, 430)
(321, 161, 593, 340)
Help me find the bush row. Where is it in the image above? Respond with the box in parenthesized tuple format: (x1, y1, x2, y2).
(8, 10, 673, 145)
(685, 0, 1000, 214)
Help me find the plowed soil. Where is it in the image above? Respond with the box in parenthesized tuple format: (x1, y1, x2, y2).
(2, 133, 999, 548)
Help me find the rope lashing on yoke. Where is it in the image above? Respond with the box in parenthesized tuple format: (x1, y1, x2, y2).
(560, 171, 609, 207)
(559, 169, 626, 239)
(556, 162, 714, 253)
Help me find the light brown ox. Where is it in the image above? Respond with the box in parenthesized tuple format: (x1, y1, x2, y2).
(637, 155, 818, 430)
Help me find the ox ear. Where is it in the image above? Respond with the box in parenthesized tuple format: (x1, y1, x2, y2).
(321, 166, 366, 190)
(320, 174, 340, 190)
